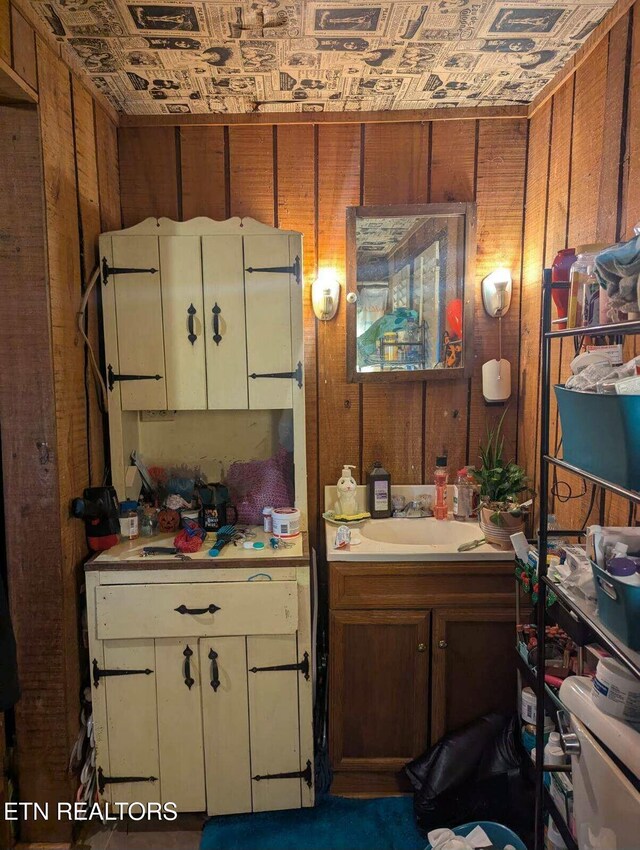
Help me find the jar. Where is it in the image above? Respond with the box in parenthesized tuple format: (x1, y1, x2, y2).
(568, 244, 606, 329)
(262, 506, 274, 533)
(271, 507, 300, 539)
(139, 506, 157, 537)
(119, 500, 139, 540)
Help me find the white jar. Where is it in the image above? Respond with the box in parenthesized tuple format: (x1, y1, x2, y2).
(272, 507, 300, 539)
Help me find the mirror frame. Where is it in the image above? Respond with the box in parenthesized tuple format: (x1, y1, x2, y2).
(346, 202, 476, 383)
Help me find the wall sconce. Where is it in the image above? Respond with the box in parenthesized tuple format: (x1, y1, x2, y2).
(481, 268, 512, 403)
(312, 269, 340, 321)
(482, 268, 512, 318)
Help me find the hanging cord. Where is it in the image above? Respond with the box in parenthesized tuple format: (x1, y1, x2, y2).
(77, 266, 108, 412)
(550, 435, 587, 504)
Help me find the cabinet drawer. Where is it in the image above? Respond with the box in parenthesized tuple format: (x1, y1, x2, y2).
(330, 563, 515, 609)
(95, 581, 298, 639)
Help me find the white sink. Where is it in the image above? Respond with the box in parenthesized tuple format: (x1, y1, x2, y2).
(360, 517, 482, 547)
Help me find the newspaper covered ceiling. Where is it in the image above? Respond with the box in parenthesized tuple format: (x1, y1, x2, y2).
(31, 1, 616, 115)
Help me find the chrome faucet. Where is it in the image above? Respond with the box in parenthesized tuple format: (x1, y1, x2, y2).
(394, 500, 424, 518)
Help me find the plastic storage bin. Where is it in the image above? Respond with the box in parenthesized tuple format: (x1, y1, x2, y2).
(554, 385, 640, 491)
(592, 560, 640, 651)
(425, 821, 527, 850)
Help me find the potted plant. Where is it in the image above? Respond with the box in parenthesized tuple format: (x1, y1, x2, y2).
(471, 411, 530, 548)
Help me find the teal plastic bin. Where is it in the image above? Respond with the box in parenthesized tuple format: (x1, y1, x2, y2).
(425, 822, 527, 850)
(554, 385, 640, 491)
(592, 560, 640, 651)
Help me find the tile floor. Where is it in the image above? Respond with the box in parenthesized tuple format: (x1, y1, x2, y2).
(76, 814, 205, 850)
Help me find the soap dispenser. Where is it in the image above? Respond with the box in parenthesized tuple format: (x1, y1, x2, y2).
(335, 465, 359, 517)
(367, 461, 391, 518)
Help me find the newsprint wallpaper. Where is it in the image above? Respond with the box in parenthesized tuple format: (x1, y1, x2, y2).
(29, 0, 617, 114)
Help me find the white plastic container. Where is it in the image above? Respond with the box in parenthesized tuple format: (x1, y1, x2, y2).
(521, 686, 539, 723)
(262, 506, 273, 533)
(545, 816, 567, 850)
(592, 657, 640, 723)
(272, 507, 301, 539)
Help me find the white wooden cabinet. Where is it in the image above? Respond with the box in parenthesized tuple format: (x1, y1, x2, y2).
(100, 218, 303, 415)
(100, 217, 307, 529)
(86, 565, 314, 816)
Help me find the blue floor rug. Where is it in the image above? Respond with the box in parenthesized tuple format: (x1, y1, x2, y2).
(200, 795, 424, 850)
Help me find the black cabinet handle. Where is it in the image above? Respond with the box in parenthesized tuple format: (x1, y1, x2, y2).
(174, 603, 221, 615)
(212, 303, 222, 346)
(208, 648, 220, 692)
(187, 303, 197, 345)
(183, 645, 194, 690)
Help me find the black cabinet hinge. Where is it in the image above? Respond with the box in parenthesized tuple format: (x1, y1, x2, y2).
(252, 759, 312, 788)
(108, 364, 163, 392)
(249, 651, 310, 680)
(92, 658, 153, 688)
(249, 361, 303, 389)
(102, 256, 158, 286)
(245, 255, 301, 285)
(97, 767, 158, 795)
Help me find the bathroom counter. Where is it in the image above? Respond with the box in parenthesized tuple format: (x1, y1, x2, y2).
(325, 517, 513, 562)
(86, 527, 309, 570)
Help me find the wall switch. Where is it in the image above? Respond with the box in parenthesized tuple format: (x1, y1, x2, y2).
(140, 410, 176, 422)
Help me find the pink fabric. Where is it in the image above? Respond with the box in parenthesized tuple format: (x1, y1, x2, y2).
(225, 448, 294, 526)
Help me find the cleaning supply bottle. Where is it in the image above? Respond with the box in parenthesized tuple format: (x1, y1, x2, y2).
(453, 467, 473, 521)
(433, 456, 449, 521)
(335, 465, 359, 518)
(367, 462, 391, 519)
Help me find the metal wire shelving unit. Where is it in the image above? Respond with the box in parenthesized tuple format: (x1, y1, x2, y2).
(533, 272, 640, 850)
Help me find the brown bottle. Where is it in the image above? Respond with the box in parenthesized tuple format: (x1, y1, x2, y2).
(367, 461, 391, 518)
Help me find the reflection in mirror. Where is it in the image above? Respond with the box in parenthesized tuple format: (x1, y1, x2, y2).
(354, 212, 466, 374)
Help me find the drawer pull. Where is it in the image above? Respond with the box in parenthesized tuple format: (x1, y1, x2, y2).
(183, 645, 194, 690)
(209, 648, 220, 692)
(212, 302, 222, 345)
(249, 651, 310, 680)
(438, 640, 448, 649)
(92, 658, 152, 688)
(174, 603, 221, 616)
(253, 759, 313, 788)
(417, 643, 427, 653)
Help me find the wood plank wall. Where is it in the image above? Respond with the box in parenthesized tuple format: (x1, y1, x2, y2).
(118, 118, 528, 537)
(519, 1, 639, 533)
(0, 8, 120, 843)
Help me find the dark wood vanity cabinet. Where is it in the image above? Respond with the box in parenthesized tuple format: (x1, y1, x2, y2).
(328, 561, 516, 795)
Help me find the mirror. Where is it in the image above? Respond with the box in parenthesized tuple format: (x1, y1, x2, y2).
(346, 203, 476, 382)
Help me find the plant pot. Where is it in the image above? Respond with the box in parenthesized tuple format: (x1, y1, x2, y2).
(479, 506, 525, 550)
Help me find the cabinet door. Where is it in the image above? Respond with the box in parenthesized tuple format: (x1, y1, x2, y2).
(248, 634, 304, 812)
(431, 608, 516, 743)
(329, 610, 430, 773)
(101, 640, 161, 804)
(243, 234, 293, 410)
(200, 637, 252, 816)
(202, 235, 249, 410)
(155, 638, 206, 811)
(159, 235, 206, 410)
(111, 236, 166, 410)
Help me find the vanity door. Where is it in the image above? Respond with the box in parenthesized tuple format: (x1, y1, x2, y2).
(202, 235, 249, 409)
(155, 638, 206, 811)
(329, 610, 430, 780)
(243, 234, 295, 410)
(108, 236, 167, 410)
(159, 235, 207, 410)
(430, 608, 516, 743)
(98, 639, 161, 805)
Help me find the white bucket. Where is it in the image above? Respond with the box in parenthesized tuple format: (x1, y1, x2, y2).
(592, 657, 640, 723)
